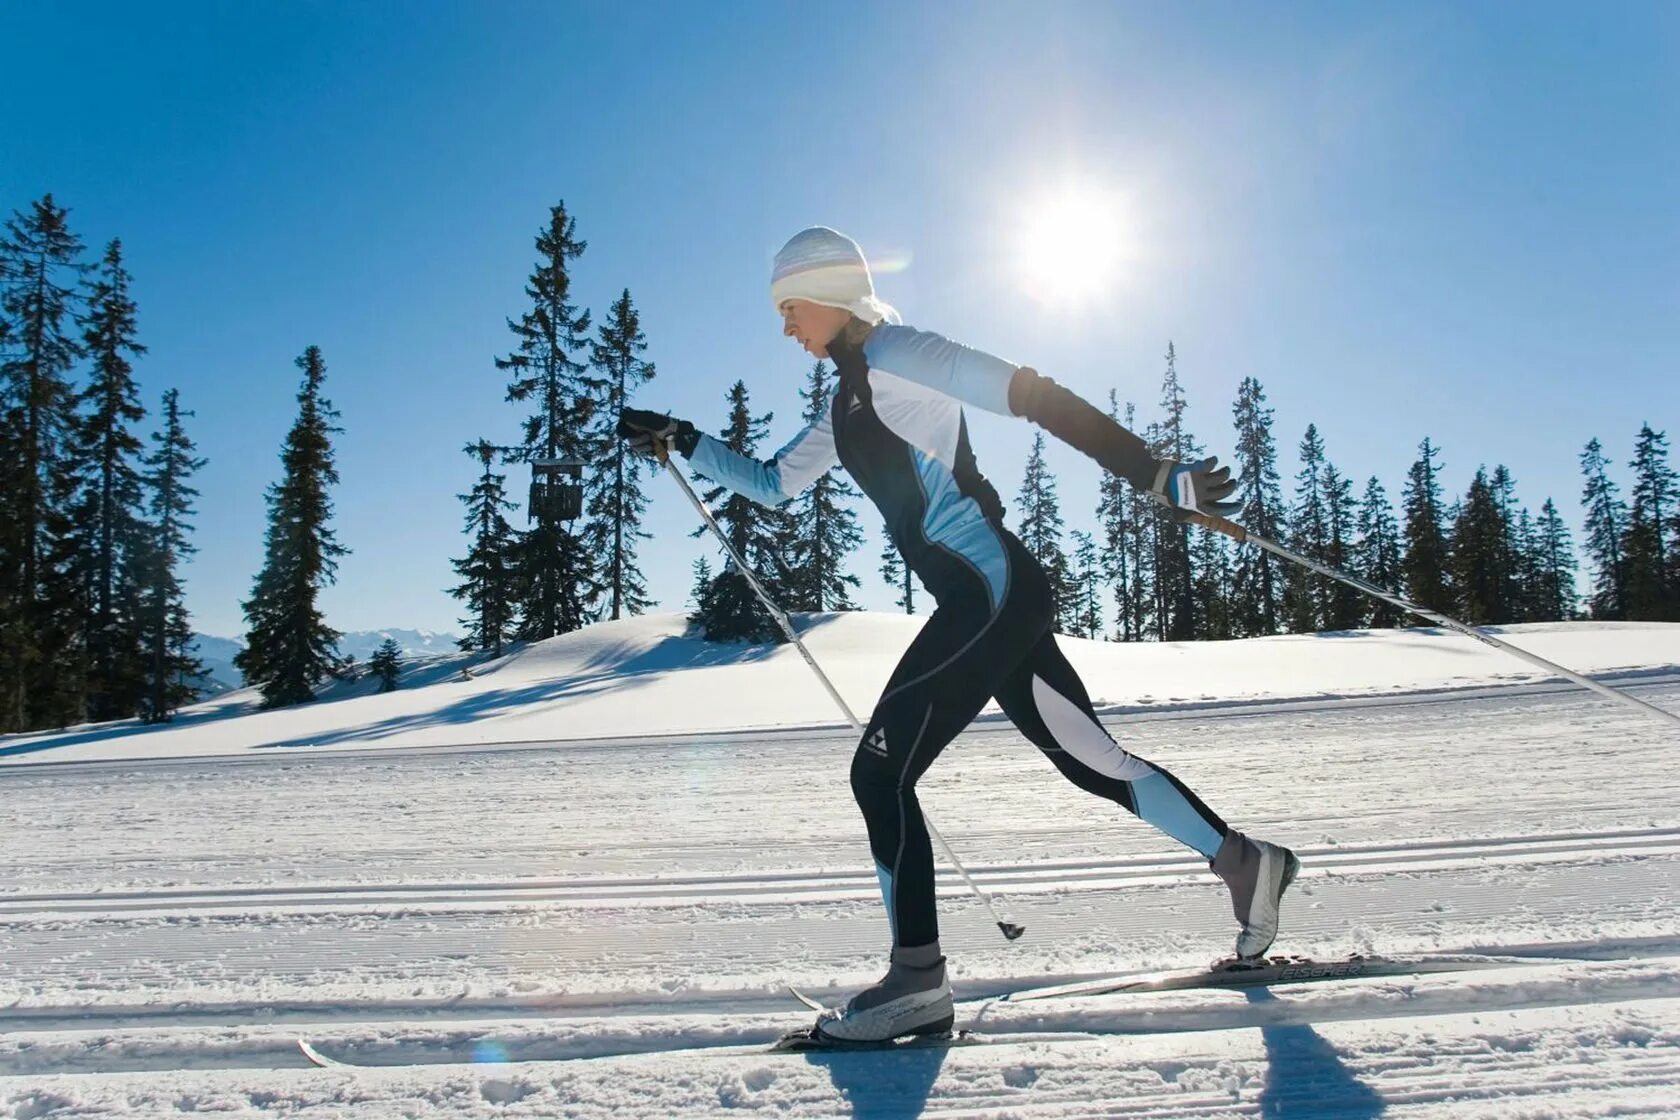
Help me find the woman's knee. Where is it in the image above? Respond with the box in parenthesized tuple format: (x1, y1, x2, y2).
(850, 741, 901, 815)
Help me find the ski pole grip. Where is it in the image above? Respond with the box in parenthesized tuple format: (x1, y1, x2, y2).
(1185, 510, 1248, 542)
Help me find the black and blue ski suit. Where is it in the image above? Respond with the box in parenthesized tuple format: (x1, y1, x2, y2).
(687, 322, 1229, 949)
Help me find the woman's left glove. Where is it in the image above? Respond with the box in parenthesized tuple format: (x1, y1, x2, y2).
(1152, 456, 1241, 518)
(618, 408, 700, 458)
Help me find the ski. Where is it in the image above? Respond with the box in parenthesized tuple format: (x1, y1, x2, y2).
(996, 951, 1556, 1003)
(299, 953, 1560, 1068)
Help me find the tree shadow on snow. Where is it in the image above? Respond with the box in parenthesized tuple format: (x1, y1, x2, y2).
(799, 1044, 949, 1120)
(1246, 988, 1385, 1118)
(255, 622, 829, 750)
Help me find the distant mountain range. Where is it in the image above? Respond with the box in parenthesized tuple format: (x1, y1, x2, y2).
(188, 629, 463, 695)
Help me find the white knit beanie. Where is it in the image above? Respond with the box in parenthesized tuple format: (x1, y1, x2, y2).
(770, 226, 901, 325)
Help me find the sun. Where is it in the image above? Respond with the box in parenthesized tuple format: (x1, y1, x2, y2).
(1015, 184, 1126, 308)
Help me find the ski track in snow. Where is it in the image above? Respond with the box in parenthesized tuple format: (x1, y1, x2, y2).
(2, 673, 1679, 1115)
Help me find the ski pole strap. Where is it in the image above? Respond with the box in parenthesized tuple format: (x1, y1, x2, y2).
(1184, 510, 1249, 542)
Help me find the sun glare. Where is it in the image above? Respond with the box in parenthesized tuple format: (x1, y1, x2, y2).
(1015, 185, 1126, 308)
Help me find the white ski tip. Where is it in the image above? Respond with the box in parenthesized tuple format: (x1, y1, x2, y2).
(298, 1039, 349, 1068)
(787, 985, 828, 1012)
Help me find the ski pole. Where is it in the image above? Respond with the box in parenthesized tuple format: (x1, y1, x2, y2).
(1180, 508, 1680, 731)
(659, 446, 1027, 941)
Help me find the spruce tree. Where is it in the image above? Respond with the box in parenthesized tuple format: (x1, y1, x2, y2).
(1625, 424, 1677, 620)
(1228, 376, 1287, 637)
(1191, 529, 1233, 640)
(137, 388, 207, 722)
(1121, 402, 1157, 641)
(585, 288, 656, 620)
(691, 381, 785, 641)
(879, 526, 917, 614)
(784, 360, 863, 611)
(1402, 437, 1452, 614)
(1154, 344, 1197, 640)
(1096, 390, 1131, 639)
(1070, 530, 1102, 639)
(1535, 498, 1578, 621)
(368, 638, 402, 693)
(234, 346, 350, 708)
(75, 239, 150, 721)
(1579, 437, 1627, 619)
(1354, 477, 1405, 627)
(1449, 467, 1508, 624)
(1284, 424, 1328, 632)
(1015, 431, 1070, 622)
(1321, 459, 1362, 630)
(498, 202, 595, 640)
(0, 194, 88, 731)
(1490, 465, 1523, 619)
(687, 556, 713, 613)
(449, 439, 520, 658)
(1508, 506, 1542, 622)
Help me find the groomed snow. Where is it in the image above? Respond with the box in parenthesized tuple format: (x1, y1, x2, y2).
(3, 615, 1679, 1116)
(2, 614, 1676, 766)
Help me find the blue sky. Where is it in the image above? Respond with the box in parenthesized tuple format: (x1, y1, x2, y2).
(5, 1, 1677, 639)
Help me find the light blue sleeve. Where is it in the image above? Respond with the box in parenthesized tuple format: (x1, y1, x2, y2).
(686, 413, 840, 508)
(862, 324, 1020, 416)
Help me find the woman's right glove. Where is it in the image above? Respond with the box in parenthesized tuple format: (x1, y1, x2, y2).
(1151, 457, 1241, 519)
(617, 408, 699, 458)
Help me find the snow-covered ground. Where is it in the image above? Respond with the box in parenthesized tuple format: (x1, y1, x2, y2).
(3, 616, 1679, 1117)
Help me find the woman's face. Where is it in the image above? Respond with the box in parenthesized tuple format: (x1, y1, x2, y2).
(779, 299, 851, 359)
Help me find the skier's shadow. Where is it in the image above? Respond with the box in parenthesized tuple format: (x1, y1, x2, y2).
(798, 1044, 949, 1119)
(1246, 988, 1386, 1118)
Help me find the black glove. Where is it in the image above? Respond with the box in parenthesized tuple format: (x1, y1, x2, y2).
(618, 408, 699, 458)
(1151, 456, 1241, 519)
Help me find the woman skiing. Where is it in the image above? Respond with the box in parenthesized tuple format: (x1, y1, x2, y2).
(618, 226, 1299, 1044)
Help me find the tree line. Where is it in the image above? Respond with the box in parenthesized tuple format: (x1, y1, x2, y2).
(2, 195, 207, 733)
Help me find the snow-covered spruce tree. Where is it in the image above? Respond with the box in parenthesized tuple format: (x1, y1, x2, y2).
(878, 525, 917, 614)
(1448, 467, 1509, 625)
(1153, 344, 1198, 640)
(1535, 498, 1579, 621)
(783, 360, 862, 611)
(585, 288, 656, 620)
(690, 381, 785, 642)
(1283, 424, 1328, 633)
(1354, 477, 1405, 628)
(1624, 424, 1677, 620)
(74, 239, 151, 721)
(1096, 391, 1131, 640)
(449, 439, 520, 658)
(368, 638, 402, 693)
(1015, 430, 1070, 626)
(498, 202, 595, 641)
(1320, 459, 1362, 631)
(0, 194, 88, 731)
(137, 388, 207, 722)
(234, 346, 350, 708)
(1579, 437, 1627, 619)
(1402, 437, 1453, 615)
(1228, 376, 1287, 637)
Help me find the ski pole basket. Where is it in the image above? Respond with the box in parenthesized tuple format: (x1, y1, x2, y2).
(529, 458, 585, 522)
